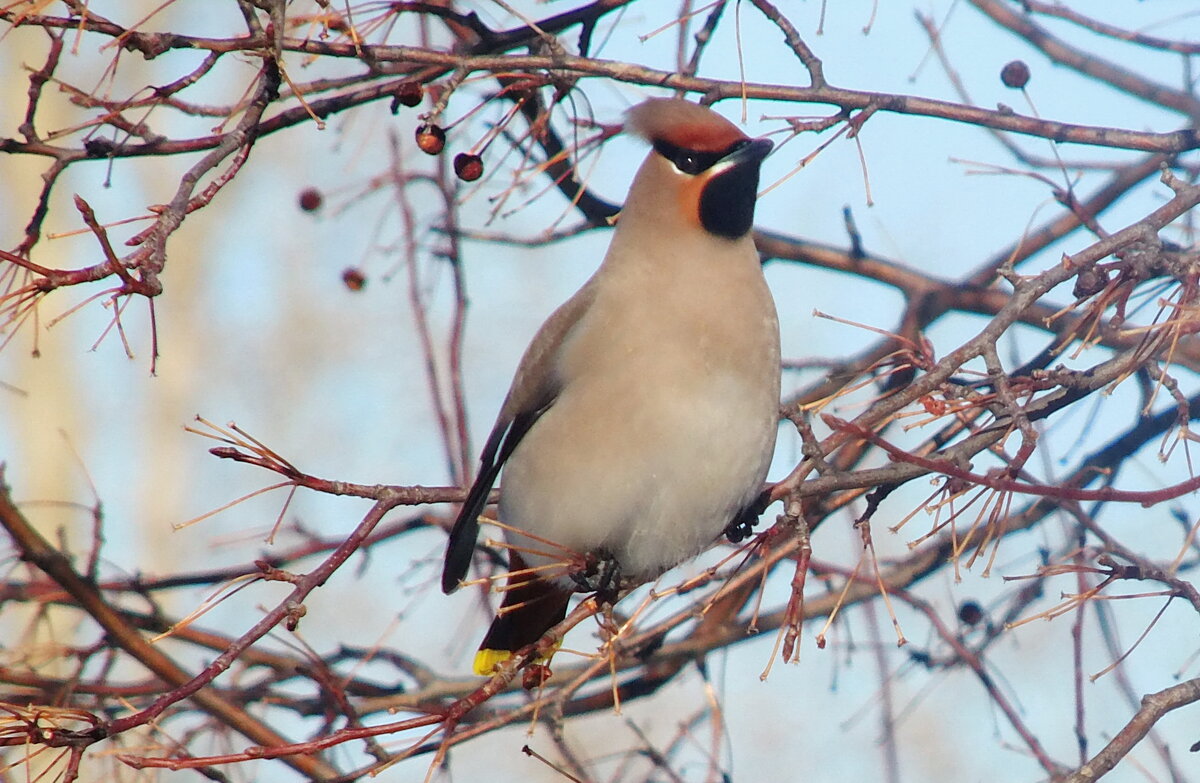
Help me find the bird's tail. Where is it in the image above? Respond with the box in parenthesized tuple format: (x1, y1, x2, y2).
(474, 552, 571, 676)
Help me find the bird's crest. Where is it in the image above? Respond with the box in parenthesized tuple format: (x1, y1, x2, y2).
(625, 98, 747, 153)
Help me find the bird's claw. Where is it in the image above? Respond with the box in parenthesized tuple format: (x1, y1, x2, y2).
(725, 507, 759, 543)
(725, 489, 772, 543)
(570, 550, 622, 602)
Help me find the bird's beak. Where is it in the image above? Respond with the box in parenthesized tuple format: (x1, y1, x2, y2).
(714, 137, 773, 174)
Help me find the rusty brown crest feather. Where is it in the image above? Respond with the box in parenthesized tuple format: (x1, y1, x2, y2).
(624, 98, 747, 152)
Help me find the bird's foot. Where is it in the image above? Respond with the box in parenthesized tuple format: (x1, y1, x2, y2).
(725, 505, 760, 543)
(569, 549, 622, 603)
(724, 515, 755, 544)
(726, 487, 774, 543)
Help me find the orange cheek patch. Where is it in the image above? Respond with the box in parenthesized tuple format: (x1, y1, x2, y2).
(676, 175, 705, 228)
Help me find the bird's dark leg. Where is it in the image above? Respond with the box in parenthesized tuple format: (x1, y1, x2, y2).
(725, 487, 772, 543)
(570, 548, 622, 603)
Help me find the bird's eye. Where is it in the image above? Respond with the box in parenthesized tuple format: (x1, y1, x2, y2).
(653, 139, 720, 176)
(675, 152, 703, 175)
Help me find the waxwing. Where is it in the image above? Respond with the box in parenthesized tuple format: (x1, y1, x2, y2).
(443, 98, 781, 675)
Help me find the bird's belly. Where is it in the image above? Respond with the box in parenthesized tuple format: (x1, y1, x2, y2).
(497, 369, 775, 586)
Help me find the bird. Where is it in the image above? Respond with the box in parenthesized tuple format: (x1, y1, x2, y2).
(442, 97, 781, 676)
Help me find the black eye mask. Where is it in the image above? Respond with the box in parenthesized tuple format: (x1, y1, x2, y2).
(652, 138, 749, 175)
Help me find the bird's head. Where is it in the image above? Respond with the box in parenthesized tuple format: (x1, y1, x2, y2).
(623, 98, 773, 240)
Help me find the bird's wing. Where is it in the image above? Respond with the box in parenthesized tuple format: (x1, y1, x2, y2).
(440, 283, 598, 594)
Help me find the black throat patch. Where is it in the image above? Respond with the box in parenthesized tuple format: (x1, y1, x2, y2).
(699, 162, 761, 239)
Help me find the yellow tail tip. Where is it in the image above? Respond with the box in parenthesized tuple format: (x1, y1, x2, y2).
(473, 648, 512, 676)
(472, 641, 563, 676)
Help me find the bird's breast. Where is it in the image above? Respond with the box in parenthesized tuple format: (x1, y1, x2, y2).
(498, 251, 780, 586)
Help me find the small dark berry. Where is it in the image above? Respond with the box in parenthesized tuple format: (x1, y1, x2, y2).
(396, 81, 423, 109)
(298, 187, 323, 212)
(454, 153, 484, 182)
(341, 267, 367, 291)
(1001, 60, 1030, 89)
(1072, 266, 1110, 299)
(415, 123, 446, 155)
(958, 600, 984, 627)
